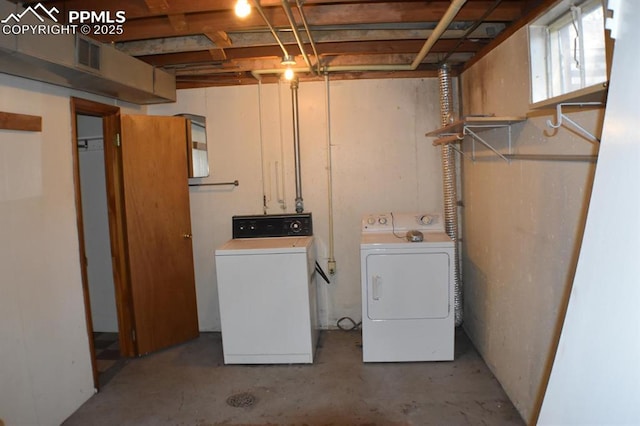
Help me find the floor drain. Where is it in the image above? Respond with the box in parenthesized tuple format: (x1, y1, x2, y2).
(226, 392, 257, 408)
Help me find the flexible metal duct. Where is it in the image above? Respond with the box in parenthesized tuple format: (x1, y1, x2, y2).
(438, 64, 463, 327)
(290, 78, 304, 213)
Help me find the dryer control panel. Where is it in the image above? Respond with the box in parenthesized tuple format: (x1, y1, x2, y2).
(362, 212, 443, 233)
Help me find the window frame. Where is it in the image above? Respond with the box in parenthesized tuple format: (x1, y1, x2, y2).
(528, 0, 607, 105)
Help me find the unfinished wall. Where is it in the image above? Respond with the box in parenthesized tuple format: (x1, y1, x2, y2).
(0, 73, 144, 425)
(149, 77, 444, 331)
(459, 28, 601, 423)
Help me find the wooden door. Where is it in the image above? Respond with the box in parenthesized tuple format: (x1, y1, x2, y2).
(120, 114, 199, 355)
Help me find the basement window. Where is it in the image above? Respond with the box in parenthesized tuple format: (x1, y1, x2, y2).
(529, 0, 607, 104)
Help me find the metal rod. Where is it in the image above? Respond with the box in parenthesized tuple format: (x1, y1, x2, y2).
(295, 0, 321, 75)
(281, 0, 316, 74)
(247, 0, 467, 77)
(438, 0, 503, 65)
(258, 79, 269, 213)
(411, 0, 467, 69)
(249, 0, 290, 57)
(325, 73, 336, 273)
(465, 127, 510, 163)
(77, 135, 103, 141)
(290, 78, 304, 213)
(505, 154, 598, 162)
(189, 180, 239, 187)
(450, 144, 472, 160)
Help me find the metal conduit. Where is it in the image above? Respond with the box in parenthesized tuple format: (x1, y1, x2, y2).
(325, 73, 336, 273)
(290, 78, 304, 213)
(438, 64, 463, 327)
(281, 0, 317, 75)
(295, 0, 322, 75)
(438, 0, 504, 65)
(249, 0, 291, 58)
(250, 0, 467, 77)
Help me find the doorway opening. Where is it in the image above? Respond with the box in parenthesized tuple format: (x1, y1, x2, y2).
(71, 98, 136, 390)
(71, 99, 201, 389)
(76, 114, 124, 386)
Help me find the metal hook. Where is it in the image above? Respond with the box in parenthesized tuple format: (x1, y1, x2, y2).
(546, 102, 603, 143)
(546, 104, 565, 129)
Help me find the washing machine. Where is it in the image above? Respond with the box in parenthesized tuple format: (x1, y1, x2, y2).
(360, 212, 455, 362)
(215, 213, 319, 364)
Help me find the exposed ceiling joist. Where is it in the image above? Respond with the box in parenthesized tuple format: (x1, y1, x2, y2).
(13, 0, 549, 87)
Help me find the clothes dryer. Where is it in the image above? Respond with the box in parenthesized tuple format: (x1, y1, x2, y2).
(360, 212, 455, 362)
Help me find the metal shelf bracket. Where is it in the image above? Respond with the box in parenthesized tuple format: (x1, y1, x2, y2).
(546, 102, 603, 143)
(425, 116, 525, 164)
(464, 123, 513, 163)
(449, 143, 472, 161)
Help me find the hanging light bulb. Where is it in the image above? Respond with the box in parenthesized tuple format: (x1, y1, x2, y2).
(235, 0, 251, 18)
(284, 68, 294, 81)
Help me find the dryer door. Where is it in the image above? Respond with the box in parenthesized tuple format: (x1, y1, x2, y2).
(365, 252, 450, 320)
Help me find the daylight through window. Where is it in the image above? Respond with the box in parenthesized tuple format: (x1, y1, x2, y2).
(529, 0, 607, 103)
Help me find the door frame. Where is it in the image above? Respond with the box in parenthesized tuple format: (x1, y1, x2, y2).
(70, 97, 136, 389)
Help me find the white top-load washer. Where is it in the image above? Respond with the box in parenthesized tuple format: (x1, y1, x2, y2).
(360, 212, 455, 362)
(215, 214, 319, 364)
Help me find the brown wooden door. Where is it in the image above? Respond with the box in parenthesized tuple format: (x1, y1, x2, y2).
(120, 114, 199, 355)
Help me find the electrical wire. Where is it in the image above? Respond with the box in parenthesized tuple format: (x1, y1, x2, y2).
(390, 212, 405, 239)
(336, 317, 361, 331)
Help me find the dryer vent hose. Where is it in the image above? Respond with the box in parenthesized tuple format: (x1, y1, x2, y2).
(438, 64, 463, 327)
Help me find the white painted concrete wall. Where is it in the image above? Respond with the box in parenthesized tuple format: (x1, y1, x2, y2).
(459, 28, 601, 423)
(77, 115, 118, 332)
(149, 78, 444, 331)
(538, 0, 640, 423)
(0, 73, 144, 426)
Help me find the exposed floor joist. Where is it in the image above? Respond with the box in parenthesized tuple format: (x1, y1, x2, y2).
(13, 0, 547, 86)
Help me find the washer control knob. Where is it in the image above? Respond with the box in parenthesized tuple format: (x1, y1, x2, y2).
(378, 217, 388, 225)
(367, 217, 376, 225)
(420, 215, 433, 225)
(290, 220, 302, 233)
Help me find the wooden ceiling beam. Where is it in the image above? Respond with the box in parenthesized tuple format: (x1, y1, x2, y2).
(167, 13, 188, 32)
(94, 2, 526, 43)
(176, 69, 443, 89)
(143, 0, 170, 15)
(29, 1, 526, 21)
(209, 49, 227, 61)
(169, 51, 471, 75)
(116, 23, 505, 56)
(205, 31, 232, 48)
(138, 39, 484, 66)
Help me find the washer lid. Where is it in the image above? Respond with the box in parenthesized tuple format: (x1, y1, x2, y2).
(215, 236, 313, 255)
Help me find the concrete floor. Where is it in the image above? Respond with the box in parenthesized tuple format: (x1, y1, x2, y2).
(64, 330, 524, 425)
